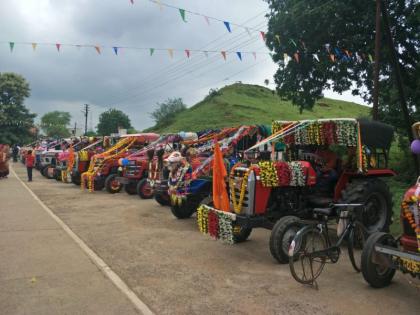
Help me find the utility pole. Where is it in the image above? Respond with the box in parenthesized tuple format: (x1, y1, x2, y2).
(82, 104, 89, 136)
(372, 0, 381, 120)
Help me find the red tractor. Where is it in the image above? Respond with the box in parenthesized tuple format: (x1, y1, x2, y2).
(81, 134, 159, 192)
(197, 119, 395, 262)
(113, 133, 185, 197)
(361, 122, 420, 288)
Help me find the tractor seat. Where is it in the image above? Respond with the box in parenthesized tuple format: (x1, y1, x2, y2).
(313, 207, 333, 216)
(306, 195, 334, 208)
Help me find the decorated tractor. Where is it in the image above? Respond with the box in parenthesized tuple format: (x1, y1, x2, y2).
(81, 134, 159, 192)
(167, 125, 271, 219)
(361, 122, 420, 288)
(113, 133, 186, 196)
(39, 139, 71, 178)
(197, 118, 395, 262)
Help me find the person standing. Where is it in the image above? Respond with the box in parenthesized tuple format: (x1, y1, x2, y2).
(26, 150, 35, 182)
(12, 144, 19, 162)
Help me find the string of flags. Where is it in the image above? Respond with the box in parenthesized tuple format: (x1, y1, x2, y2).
(4, 41, 375, 64)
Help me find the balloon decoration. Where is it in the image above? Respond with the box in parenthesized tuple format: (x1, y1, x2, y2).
(411, 139, 420, 155)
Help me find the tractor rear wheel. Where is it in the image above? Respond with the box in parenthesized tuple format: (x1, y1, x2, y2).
(137, 178, 153, 199)
(340, 179, 392, 233)
(105, 174, 122, 193)
(269, 216, 302, 264)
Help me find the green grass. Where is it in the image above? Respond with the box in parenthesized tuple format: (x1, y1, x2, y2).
(145, 83, 370, 133)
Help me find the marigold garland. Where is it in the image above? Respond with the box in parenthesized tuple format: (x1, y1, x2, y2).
(229, 163, 250, 214)
(196, 205, 235, 244)
(401, 195, 420, 252)
(258, 161, 279, 187)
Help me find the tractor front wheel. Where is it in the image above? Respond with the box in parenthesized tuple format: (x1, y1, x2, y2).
(232, 225, 253, 243)
(269, 216, 302, 264)
(105, 174, 122, 193)
(124, 182, 137, 195)
(137, 178, 153, 199)
(340, 179, 392, 233)
(171, 199, 197, 219)
(154, 192, 170, 206)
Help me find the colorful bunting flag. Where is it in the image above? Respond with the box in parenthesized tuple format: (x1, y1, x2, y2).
(290, 39, 297, 47)
(150, 48, 155, 56)
(179, 9, 186, 22)
(204, 16, 210, 25)
(31, 43, 37, 51)
(325, 44, 331, 52)
(368, 54, 373, 62)
(245, 27, 252, 37)
(203, 51, 209, 58)
(260, 31, 266, 42)
(275, 35, 281, 44)
(113, 47, 118, 55)
(236, 51, 242, 61)
(56, 43, 61, 52)
(95, 46, 101, 54)
(313, 54, 319, 62)
(223, 21, 231, 33)
(283, 53, 289, 64)
(130, 0, 134, 4)
(185, 49, 190, 58)
(330, 54, 335, 62)
(168, 48, 174, 58)
(221, 51, 227, 60)
(252, 52, 257, 60)
(294, 52, 300, 63)
(9, 42, 14, 52)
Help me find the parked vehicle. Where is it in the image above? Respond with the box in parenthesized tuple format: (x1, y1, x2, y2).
(81, 134, 159, 192)
(361, 122, 420, 288)
(197, 119, 395, 262)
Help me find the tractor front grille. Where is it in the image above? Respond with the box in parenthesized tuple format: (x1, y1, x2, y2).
(230, 167, 255, 216)
(125, 165, 141, 177)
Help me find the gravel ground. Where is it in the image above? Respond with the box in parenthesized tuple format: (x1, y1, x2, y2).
(14, 163, 420, 315)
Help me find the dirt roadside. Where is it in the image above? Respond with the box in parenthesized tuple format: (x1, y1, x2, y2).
(14, 163, 420, 315)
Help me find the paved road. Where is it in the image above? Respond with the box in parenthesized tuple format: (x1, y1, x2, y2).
(0, 166, 139, 315)
(4, 163, 420, 314)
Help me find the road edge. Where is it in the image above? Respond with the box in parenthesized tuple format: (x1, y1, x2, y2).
(11, 167, 154, 315)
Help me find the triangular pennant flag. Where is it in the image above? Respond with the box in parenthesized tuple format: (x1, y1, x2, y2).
(368, 54, 373, 62)
(290, 39, 297, 47)
(275, 35, 281, 44)
(113, 47, 118, 55)
(330, 54, 335, 62)
(203, 51, 209, 58)
(245, 27, 252, 37)
(260, 31, 266, 41)
(252, 52, 257, 60)
(355, 52, 362, 63)
(221, 51, 227, 60)
(344, 49, 351, 58)
(31, 43, 37, 51)
(179, 9, 186, 22)
(56, 43, 61, 52)
(150, 48, 155, 56)
(313, 54, 319, 62)
(95, 46, 101, 54)
(223, 21, 231, 33)
(300, 40, 306, 50)
(294, 52, 300, 63)
(185, 49, 190, 58)
(283, 53, 289, 64)
(9, 42, 14, 52)
(167, 48, 173, 59)
(204, 16, 210, 25)
(236, 52, 242, 61)
(325, 44, 331, 52)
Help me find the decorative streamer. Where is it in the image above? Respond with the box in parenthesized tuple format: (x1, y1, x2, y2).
(167, 48, 174, 58)
(283, 53, 289, 64)
(179, 8, 186, 22)
(325, 43, 331, 52)
(95, 46, 101, 54)
(260, 31, 266, 41)
(9, 42, 14, 52)
(290, 39, 297, 47)
(330, 54, 335, 62)
(223, 21, 231, 33)
(368, 54, 373, 62)
(236, 51, 242, 61)
(185, 49, 190, 58)
(275, 34, 281, 44)
(56, 43, 61, 52)
(221, 51, 227, 60)
(113, 47, 118, 55)
(294, 52, 299, 63)
(313, 54, 319, 62)
(150, 48, 155, 56)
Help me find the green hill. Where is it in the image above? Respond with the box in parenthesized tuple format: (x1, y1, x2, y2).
(146, 83, 370, 133)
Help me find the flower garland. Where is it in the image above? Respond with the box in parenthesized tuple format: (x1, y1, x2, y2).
(258, 161, 279, 188)
(288, 162, 306, 186)
(401, 195, 420, 252)
(168, 162, 191, 205)
(197, 205, 235, 244)
(229, 163, 250, 214)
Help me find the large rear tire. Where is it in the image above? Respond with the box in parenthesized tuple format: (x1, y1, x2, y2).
(339, 179, 393, 233)
(270, 216, 302, 264)
(154, 192, 170, 206)
(137, 178, 153, 199)
(105, 174, 122, 194)
(361, 232, 396, 288)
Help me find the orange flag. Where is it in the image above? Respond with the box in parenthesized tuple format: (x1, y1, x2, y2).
(212, 140, 230, 211)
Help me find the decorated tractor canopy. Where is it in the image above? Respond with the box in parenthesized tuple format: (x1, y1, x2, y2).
(361, 122, 420, 288)
(81, 133, 159, 192)
(167, 125, 271, 219)
(197, 118, 395, 260)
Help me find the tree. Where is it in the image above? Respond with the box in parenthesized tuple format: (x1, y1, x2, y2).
(41, 111, 71, 138)
(150, 98, 187, 127)
(97, 108, 132, 136)
(0, 72, 36, 144)
(265, 0, 419, 130)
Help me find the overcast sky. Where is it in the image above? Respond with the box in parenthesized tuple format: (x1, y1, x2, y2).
(1, 0, 368, 131)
